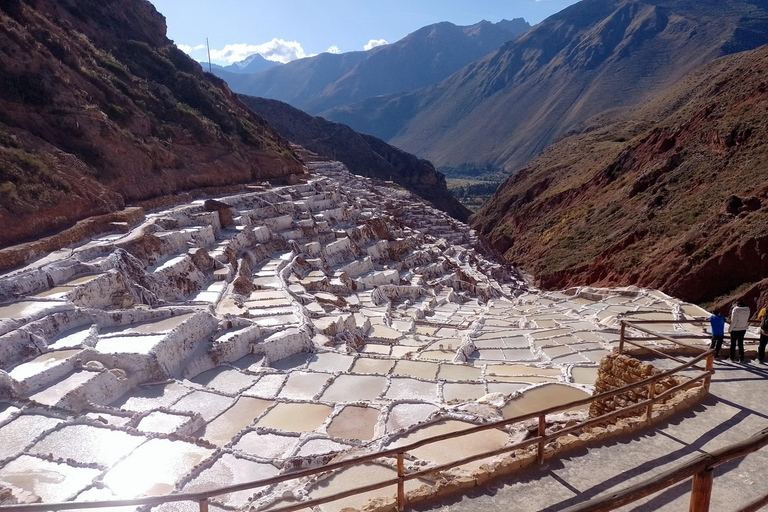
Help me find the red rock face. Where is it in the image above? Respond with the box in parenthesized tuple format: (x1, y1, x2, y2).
(472, 45, 768, 307)
(0, 0, 304, 248)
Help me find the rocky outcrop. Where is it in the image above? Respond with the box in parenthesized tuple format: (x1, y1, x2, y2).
(472, 44, 768, 308)
(589, 354, 682, 418)
(0, 0, 303, 249)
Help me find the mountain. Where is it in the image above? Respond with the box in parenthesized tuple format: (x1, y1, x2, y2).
(0, 0, 303, 249)
(215, 19, 530, 114)
(224, 53, 280, 74)
(324, 0, 768, 175)
(471, 43, 768, 308)
(240, 96, 471, 222)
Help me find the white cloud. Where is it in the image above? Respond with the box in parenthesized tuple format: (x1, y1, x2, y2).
(209, 39, 309, 64)
(177, 43, 205, 55)
(327, 45, 340, 54)
(364, 39, 388, 51)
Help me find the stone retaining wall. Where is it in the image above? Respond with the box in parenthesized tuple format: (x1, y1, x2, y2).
(589, 353, 683, 418)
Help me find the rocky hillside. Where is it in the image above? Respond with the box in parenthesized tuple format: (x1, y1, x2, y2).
(219, 19, 529, 115)
(240, 96, 471, 222)
(472, 44, 768, 308)
(0, 0, 304, 249)
(325, 0, 768, 174)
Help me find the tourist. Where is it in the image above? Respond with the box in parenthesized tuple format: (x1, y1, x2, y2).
(758, 306, 768, 364)
(729, 300, 750, 362)
(709, 308, 725, 358)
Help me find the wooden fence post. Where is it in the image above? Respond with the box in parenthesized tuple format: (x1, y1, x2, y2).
(704, 353, 714, 393)
(689, 468, 714, 512)
(619, 322, 626, 354)
(537, 415, 546, 463)
(646, 382, 656, 425)
(199, 499, 209, 512)
(397, 452, 405, 512)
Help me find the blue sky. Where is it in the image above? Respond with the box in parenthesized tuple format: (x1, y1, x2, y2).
(150, 0, 581, 65)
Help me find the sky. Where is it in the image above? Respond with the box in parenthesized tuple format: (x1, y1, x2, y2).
(149, 0, 582, 65)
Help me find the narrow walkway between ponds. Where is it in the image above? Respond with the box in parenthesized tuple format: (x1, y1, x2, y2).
(411, 359, 768, 512)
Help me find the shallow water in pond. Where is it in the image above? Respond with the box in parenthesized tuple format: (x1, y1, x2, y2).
(137, 412, 189, 434)
(110, 313, 196, 335)
(572, 367, 600, 385)
(33, 287, 72, 299)
(0, 301, 64, 320)
(437, 364, 481, 381)
(296, 438, 351, 456)
(113, 381, 191, 413)
(385, 378, 437, 402)
(183, 453, 278, 507)
(388, 420, 509, 467)
(65, 274, 105, 286)
(103, 438, 214, 497)
(392, 360, 438, 380)
(9, 350, 81, 382)
(350, 358, 395, 375)
(234, 432, 300, 459)
(28, 371, 96, 407)
(386, 403, 438, 432)
(192, 367, 259, 395)
(97, 335, 166, 355)
(279, 372, 331, 400)
(30, 424, 145, 466)
(46, 325, 94, 350)
(321, 374, 387, 403)
(501, 384, 591, 419)
(419, 350, 455, 361)
(0, 455, 101, 502)
(307, 353, 354, 373)
(0, 414, 61, 461)
(200, 397, 272, 446)
(307, 464, 425, 512)
(443, 383, 487, 402)
(326, 406, 379, 441)
(256, 403, 333, 432)
(245, 374, 287, 398)
(486, 365, 561, 377)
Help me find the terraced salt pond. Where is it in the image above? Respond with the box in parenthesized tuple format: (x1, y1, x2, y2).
(0, 160, 721, 511)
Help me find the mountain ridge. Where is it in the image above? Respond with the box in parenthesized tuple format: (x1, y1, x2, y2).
(240, 95, 470, 222)
(216, 19, 530, 115)
(323, 0, 768, 174)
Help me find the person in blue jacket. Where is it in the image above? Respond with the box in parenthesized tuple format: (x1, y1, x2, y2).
(709, 308, 725, 358)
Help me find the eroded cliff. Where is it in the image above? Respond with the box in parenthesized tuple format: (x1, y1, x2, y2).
(0, 0, 304, 249)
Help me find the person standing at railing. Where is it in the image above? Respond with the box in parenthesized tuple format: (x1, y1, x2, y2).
(709, 308, 725, 358)
(728, 300, 750, 363)
(757, 307, 768, 364)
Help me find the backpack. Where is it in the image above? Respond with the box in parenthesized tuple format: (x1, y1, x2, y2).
(762, 314, 768, 333)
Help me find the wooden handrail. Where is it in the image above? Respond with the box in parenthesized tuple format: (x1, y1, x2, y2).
(0, 324, 715, 512)
(560, 427, 768, 512)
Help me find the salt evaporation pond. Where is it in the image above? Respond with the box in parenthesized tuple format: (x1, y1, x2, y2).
(0, 161, 717, 511)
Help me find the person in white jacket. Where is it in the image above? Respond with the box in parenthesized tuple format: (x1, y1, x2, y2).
(729, 300, 751, 362)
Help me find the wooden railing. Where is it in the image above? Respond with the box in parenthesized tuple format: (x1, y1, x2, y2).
(0, 320, 715, 512)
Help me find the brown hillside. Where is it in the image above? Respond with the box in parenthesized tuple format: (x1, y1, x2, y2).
(0, 0, 303, 249)
(472, 44, 768, 308)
